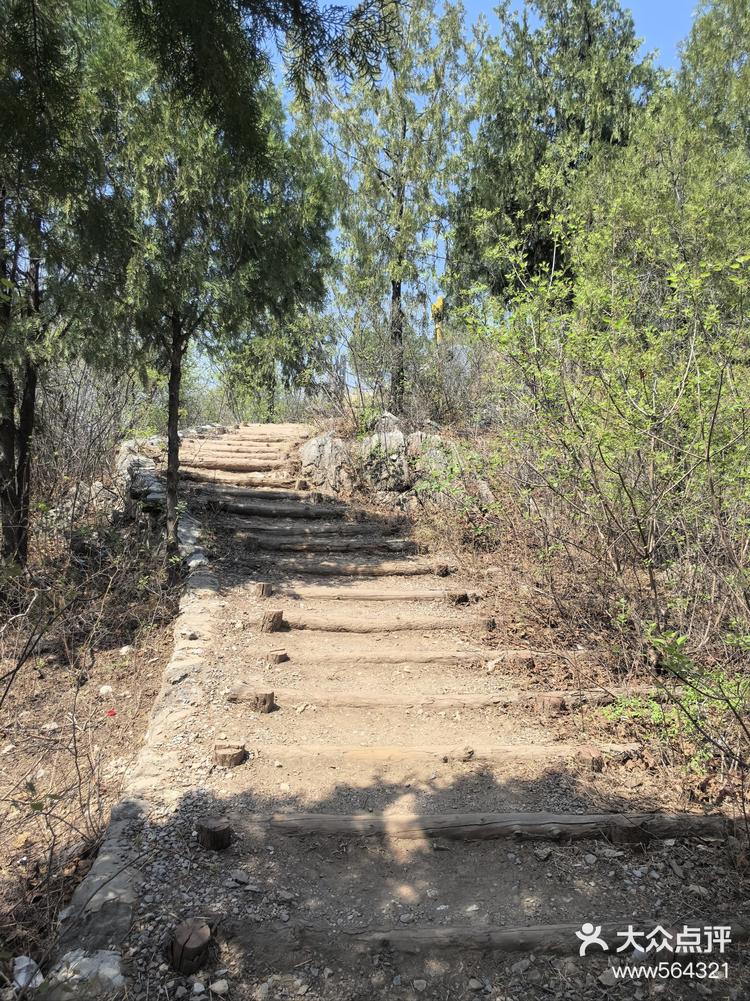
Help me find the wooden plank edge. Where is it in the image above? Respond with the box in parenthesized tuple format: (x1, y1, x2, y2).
(236, 810, 729, 841)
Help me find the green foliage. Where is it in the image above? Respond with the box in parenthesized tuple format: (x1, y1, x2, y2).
(122, 0, 397, 149)
(306, 0, 472, 409)
(680, 0, 750, 145)
(414, 440, 501, 545)
(451, 0, 659, 299)
(471, 93, 750, 628)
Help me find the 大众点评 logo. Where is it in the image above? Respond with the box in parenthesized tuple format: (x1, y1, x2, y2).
(575, 924, 732, 958)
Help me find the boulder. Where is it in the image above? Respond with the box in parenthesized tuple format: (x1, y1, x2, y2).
(299, 432, 354, 493)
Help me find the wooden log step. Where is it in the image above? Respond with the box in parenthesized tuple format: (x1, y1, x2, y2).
(235, 424, 312, 437)
(240, 810, 728, 841)
(181, 458, 288, 473)
(229, 517, 396, 537)
(256, 919, 749, 956)
(183, 441, 294, 452)
(269, 586, 482, 602)
(179, 469, 295, 488)
(271, 556, 439, 576)
(181, 450, 292, 464)
(250, 742, 639, 764)
(195, 488, 322, 505)
(228, 683, 664, 710)
(182, 448, 292, 458)
(261, 611, 483, 632)
(301, 650, 484, 665)
(243, 535, 416, 554)
(202, 498, 349, 520)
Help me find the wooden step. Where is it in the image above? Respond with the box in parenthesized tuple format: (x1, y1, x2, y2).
(180, 469, 295, 488)
(195, 488, 320, 504)
(237, 810, 728, 842)
(270, 556, 441, 576)
(250, 742, 638, 764)
(236, 424, 312, 437)
(243, 535, 416, 554)
(204, 498, 349, 520)
(228, 682, 663, 710)
(267, 585, 482, 602)
(181, 458, 288, 473)
(183, 441, 294, 453)
(227, 517, 396, 537)
(300, 649, 484, 665)
(254, 610, 482, 632)
(246, 919, 749, 957)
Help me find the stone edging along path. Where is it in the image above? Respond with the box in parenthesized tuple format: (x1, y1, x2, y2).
(46, 506, 219, 997)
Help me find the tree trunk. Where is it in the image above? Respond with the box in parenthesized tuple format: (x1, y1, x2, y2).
(0, 364, 19, 561)
(15, 358, 38, 564)
(390, 278, 404, 414)
(166, 314, 186, 579)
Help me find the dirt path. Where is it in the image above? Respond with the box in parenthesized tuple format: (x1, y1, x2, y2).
(96, 424, 746, 1000)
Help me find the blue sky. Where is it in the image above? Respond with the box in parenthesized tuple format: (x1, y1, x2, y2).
(462, 1, 699, 69)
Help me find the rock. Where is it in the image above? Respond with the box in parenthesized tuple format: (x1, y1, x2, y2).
(511, 958, 531, 975)
(98, 685, 113, 697)
(598, 968, 618, 986)
(370, 412, 401, 433)
(119, 646, 132, 657)
(299, 432, 354, 493)
(413, 979, 427, 992)
(229, 869, 250, 885)
(209, 980, 229, 996)
(584, 854, 597, 866)
(534, 846, 552, 862)
(176, 988, 188, 999)
(13, 956, 43, 990)
(47, 949, 126, 995)
(193, 983, 206, 996)
(689, 884, 709, 898)
(468, 977, 483, 989)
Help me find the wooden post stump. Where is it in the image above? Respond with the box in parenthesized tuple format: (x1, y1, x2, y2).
(268, 649, 289, 664)
(249, 691, 275, 713)
(448, 591, 469, 604)
(535, 694, 566, 716)
(575, 744, 604, 772)
(254, 582, 273, 598)
(169, 918, 211, 973)
(197, 816, 232, 850)
(260, 609, 284, 633)
(214, 740, 247, 767)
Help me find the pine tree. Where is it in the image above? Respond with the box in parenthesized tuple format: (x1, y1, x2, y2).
(451, 0, 658, 300)
(308, 0, 470, 412)
(118, 83, 333, 564)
